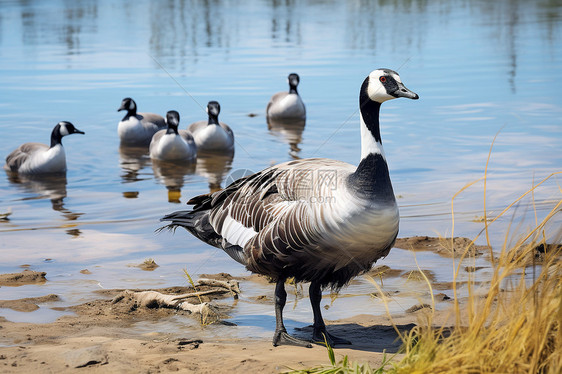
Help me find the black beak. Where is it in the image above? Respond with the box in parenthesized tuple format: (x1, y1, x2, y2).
(392, 82, 419, 100)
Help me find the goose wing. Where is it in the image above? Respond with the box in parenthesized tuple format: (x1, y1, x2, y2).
(266, 92, 288, 115)
(187, 158, 356, 273)
(150, 129, 165, 144)
(187, 120, 207, 134)
(178, 129, 195, 145)
(139, 112, 166, 132)
(4, 143, 48, 172)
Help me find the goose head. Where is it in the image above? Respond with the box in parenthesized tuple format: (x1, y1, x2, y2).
(51, 121, 85, 147)
(207, 101, 221, 125)
(118, 97, 137, 115)
(288, 73, 300, 94)
(365, 69, 418, 104)
(166, 110, 180, 135)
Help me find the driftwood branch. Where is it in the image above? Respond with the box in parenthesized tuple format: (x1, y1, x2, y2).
(110, 278, 241, 321)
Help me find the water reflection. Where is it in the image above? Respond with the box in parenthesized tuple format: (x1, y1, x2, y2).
(148, 0, 231, 69)
(195, 153, 234, 192)
(270, 0, 301, 44)
(4, 172, 84, 224)
(119, 145, 151, 183)
(19, 0, 98, 55)
(8, 0, 561, 93)
(152, 160, 196, 203)
(267, 118, 306, 160)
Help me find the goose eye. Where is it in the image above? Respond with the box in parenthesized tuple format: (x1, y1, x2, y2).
(379, 76, 387, 83)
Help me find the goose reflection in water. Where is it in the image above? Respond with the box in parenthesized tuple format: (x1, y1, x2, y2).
(152, 159, 196, 203)
(119, 145, 151, 183)
(5, 172, 84, 229)
(195, 153, 233, 193)
(267, 118, 306, 160)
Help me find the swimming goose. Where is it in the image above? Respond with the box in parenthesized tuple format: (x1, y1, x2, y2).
(118, 97, 166, 146)
(4, 121, 85, 174)
(162, 69, 418, 347)
(266, 73, 306, 120)
(150, 110, 197, 162)
(187, 101, 234, 154)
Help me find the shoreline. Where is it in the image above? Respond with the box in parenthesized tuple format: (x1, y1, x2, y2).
(0, 236, 486, 373)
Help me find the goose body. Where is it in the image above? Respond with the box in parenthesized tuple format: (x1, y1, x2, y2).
(187, 101, 234, 153)
(150, 110, 197, 161)
(163, 69, 418, 347)
(4, 122, 85, 174)
(266, 73, 306, 120)
(118, 97, 166, 146)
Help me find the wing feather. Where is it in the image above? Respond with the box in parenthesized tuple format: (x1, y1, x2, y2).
(4, 143, 47, 172)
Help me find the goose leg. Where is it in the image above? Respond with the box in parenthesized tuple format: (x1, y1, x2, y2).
(272, 278, 312, 348)
(310, 280, 352, 346)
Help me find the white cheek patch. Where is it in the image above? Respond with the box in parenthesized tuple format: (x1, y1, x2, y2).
(59, 125, 69, 136)
(128, 101, 135, 111)
(367, 69, 401, 103)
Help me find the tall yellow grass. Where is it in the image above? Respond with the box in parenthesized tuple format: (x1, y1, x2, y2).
(390, 170, 562, 373)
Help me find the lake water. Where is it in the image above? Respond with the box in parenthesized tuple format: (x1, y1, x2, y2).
(0, 0, 561, 339)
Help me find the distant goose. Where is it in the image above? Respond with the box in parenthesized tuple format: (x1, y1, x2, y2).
(187, 101, 234, 154)
(266, 73, 306, 120)
(162, 69, 418, 347)
(118, 97, 166, 146)
(150, 110, 197, 162)
(4, 121, 85, 175)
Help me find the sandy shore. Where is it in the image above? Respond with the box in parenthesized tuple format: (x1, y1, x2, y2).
(0, 237, 479, 373)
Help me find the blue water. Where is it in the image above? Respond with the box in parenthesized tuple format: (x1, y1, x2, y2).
(0, 0, 561, 335)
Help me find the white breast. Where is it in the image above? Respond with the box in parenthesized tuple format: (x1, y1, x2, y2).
(268, 94, 306, 120)
(193, 125, 233, 151)
(150, 133, 195, 161)
(118, 117, 149, 144)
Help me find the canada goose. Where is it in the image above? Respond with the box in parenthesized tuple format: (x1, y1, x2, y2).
(149, 110, 197, 162)
(187, 101, 234, 154)
(4, 121, 85, 175)
(162, 69, 418, 347)
(266, 73, 306, 120)
(118, 97, 166, 146)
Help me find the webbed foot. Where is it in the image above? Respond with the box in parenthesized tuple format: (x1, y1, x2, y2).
(273, 328, 313, 348)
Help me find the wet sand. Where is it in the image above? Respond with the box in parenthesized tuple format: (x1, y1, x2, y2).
(0, 237, 478, 373)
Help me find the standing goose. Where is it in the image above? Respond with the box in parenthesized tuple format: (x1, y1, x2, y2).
(118, 97, 166, 146)
(150, 110, 197, 162)
(187, 101, 234, 154)
(4, 121, 85, 174)
(266, 73, 306, 120)
(162, 69, 418, 347)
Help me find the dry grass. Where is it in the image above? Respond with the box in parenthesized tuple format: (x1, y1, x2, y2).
(389, 167, 562, 373)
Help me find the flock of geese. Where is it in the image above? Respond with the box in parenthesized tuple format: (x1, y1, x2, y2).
(4, 69, 419, 348)
(4, 73, 306, 176)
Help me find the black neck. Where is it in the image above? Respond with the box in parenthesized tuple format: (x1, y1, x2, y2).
(208, 114, 219, 125)
(348, 153, 395, 202)
(50, 125, 62, 148)
(121, 107, 137, 121)
(166, 125, 179, 135)
(359, 77, 382, 143)
(289, 85, 298, 95)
